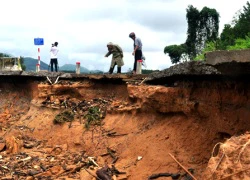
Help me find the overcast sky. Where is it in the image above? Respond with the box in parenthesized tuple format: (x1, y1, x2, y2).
(0, 0, 248, 72)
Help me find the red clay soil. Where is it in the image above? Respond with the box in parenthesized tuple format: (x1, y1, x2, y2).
(0, 78, 250, 179)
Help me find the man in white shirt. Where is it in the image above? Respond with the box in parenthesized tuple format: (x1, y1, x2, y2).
(50, 42, 59, 72)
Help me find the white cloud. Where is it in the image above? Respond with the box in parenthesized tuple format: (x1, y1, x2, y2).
(0, 0, 248, 71)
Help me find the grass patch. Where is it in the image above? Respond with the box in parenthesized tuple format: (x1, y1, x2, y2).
(53, 110, 74, 124)
(84, 106, 103, 129)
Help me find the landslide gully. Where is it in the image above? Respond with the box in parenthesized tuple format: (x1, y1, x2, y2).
(0, 76, 250, 179)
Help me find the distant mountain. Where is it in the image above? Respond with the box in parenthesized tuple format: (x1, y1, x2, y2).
(23, 58, 103, 73)
(89, 70, 103, 74)
(23, 57, 49, 71)
(59, 64, 90, 73)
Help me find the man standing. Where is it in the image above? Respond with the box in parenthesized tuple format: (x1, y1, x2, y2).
(104, 42, 124, 74)
(50, 42, 59, 72)
(129, 32, 142, 74)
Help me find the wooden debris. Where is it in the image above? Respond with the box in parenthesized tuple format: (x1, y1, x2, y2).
(96, 165, 112, 180)
(107, 147, 119, 164)
(148, 172, 173, 179)
(84, 168, 101, 180)
(106, 131, 128, 137)
(220, 167, 250, 180)
(88, 157, 99, 167)
(169, 153, 197, 180)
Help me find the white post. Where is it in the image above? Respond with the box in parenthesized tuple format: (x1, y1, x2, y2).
(36, 47, 40, 72)
(136, 60, 142, 74)
(76, 62, 80, 74)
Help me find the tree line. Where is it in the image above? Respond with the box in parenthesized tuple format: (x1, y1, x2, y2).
(164, 1, 250, 64)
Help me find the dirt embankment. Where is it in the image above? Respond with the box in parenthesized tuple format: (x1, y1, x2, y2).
(0, 63, 250, 179)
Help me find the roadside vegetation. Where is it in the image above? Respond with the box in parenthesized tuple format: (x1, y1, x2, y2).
(164, 1, 250, 63)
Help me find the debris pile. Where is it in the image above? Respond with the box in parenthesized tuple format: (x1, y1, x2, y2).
(42, 97, 111, 129)
(0, 90, 30, 132)
(205, 132, 250, 179)
(0, 134, 128, 179)
(41, 93, 140, 118)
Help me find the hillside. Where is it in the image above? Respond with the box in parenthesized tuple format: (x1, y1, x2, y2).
(23, 58, 102, 73)
(59, 64, 90, 73)
(23, 57, 49, 71)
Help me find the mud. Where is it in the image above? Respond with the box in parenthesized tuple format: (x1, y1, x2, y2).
(0, 61, 250, 179)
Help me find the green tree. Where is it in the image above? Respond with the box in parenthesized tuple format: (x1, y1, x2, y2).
(0, 53, 11, 58)
(219, 24, 235, 49)
(141, 69, 156, 74)
(194, 36, 250, 61)
(195, 1, 250, 60)
(20, 56, 26, 71)
(234, 2, 250, 39)
(219, 2, 250, 49)
(227, 36, 250, 50)
(164, 44, 187, 64)
(164, 5, 219, 64)
(197, 7, 219, 52)
(186, 6, 219, 59)
(194, 41, 217, 60)
(185, 5, 200, 59)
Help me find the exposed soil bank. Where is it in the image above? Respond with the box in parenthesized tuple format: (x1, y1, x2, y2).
(0, 72, 250, 179)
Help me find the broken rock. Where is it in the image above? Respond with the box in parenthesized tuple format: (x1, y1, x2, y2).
(5, 136, 23, 154)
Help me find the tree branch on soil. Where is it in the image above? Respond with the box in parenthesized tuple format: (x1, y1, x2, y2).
(220, 167, 250, 180)
(84, 167, 102, 180)
(169, 153, 197, 180)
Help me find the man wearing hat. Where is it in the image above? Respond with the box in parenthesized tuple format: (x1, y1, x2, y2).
(104, 42, 124, 74)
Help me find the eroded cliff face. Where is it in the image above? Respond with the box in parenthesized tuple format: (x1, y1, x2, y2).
(131, 80, 250, 132)
(0, 71, 250, 179)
